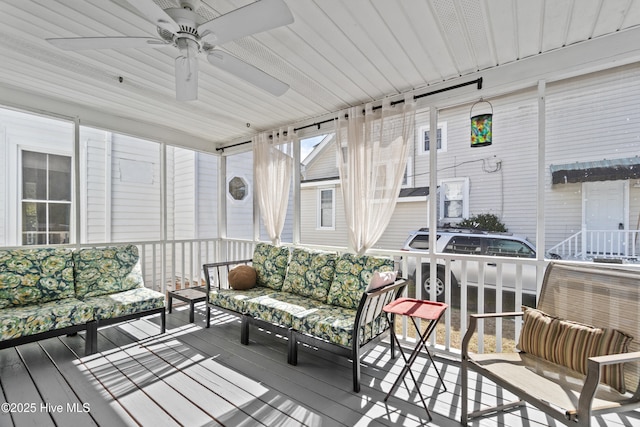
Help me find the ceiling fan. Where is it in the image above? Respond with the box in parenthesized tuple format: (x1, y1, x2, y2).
(46, 0, 293, 101)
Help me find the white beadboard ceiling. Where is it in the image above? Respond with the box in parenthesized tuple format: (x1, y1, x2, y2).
(1, 0, 640, 152)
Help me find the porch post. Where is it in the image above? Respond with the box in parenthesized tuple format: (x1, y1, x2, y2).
(160, 143, 167, 295)
(536, 80, 546, 294)
(293, 134, 301, 246)
(73, 117, 81, 248)
(218, 154, 227, 262)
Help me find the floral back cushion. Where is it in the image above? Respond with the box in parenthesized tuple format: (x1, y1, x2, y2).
(252, 243, 290, 290)
(281, 248, 337, 301)
(327, 253, 394, 309)
(73, 245, 144, 298)
(0, 248, 75, 308)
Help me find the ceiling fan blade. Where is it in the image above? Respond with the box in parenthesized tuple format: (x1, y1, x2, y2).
(47, 37, 168, 50)
(207, 49, 288, 96)
(125, 0, 179, 34)
(199, 0, 293, 46)
(175, 40, 199, 101)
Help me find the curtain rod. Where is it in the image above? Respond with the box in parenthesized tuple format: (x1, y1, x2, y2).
(216, 77, 483, 152)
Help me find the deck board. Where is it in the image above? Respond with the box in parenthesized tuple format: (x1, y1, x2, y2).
(0, 302, 639, 426)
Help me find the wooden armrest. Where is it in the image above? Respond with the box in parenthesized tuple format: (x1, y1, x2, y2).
(462, 311, 523, 358)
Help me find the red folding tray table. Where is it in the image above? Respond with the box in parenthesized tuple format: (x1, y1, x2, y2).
(383, 297, 448, 421)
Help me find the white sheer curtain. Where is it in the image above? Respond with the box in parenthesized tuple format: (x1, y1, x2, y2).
(336, 96, 416, 255)
(253, 127, 295, 245)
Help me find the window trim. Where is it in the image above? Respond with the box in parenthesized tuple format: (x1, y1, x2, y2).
(20, 149, 73, 245)
(418, 122, 447, 155)
(439, 177, 469, 222)
(316, 187, 335, 230)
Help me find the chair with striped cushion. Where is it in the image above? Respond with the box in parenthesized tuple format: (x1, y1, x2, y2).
(461, 262, 640, 427)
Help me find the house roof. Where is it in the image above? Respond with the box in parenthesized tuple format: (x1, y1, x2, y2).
(1, 1, 640, 152)
(550, 157, 640, 184)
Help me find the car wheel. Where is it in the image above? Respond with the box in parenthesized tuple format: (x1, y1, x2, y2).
(421, 266, 446, 301)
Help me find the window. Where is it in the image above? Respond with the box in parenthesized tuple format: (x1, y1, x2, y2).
(439, 177, 469, 222)
(443, 236, 482, 255)
(317, 188, 335, 229)
(21, 151, 72, 245)
(486, 238, 536, 258)
(419, 123, 447, 154)
(228, 176, 248, 201)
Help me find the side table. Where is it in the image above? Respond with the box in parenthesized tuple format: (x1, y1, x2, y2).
(167, 286, 207, 323)
(383, 297, 448, 421)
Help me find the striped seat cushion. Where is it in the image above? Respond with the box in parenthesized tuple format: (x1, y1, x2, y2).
(517, 306, 633, 393)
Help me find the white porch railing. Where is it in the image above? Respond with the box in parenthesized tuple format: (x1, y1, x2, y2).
(218, 239, 548, 358)
(0, 238, 549, 356)
(548, 229, 640, 261)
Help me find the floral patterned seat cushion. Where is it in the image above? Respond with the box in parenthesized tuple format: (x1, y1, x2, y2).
(0, 248, 75, 308)
(326, 254, 394, 309)
(0, 298, 93, 340)
(252, 243, 290, 290)
(291, 305, 358, 347)
(244, 291, 327, 328)
(208, 286, 275, 314)
(281, 248, 337, 302)
(291, 305, 390, 347)
(73, 245, 144, 299)
(83, 287, 165, 320)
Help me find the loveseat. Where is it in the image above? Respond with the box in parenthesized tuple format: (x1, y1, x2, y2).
(0, 244, 166, 356)
(204, 243, 408, 392)
(461, 262, 640, 426)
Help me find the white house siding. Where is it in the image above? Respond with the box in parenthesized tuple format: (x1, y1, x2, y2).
(0, 108, 73, 246)
(109, 134, 161, 242)
(303, 138, 339, 181)
(300, 184, 348, 247)
(410, 92, 539, 243)
(197, 152, 218, 239)
(80, 127, 108, 243)
(545, 64, 640, 250)
(226, 151, 254, 240)
(372, 200, 428, 250)
(170, 147, 196, 240)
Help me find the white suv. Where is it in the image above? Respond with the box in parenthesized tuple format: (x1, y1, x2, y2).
(401, 228, 539, 300)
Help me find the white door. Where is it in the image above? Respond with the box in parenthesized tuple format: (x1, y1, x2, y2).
(583, 181, 626, 256)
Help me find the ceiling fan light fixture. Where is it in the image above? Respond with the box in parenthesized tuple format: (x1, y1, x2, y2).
(175, 38, 199, 101)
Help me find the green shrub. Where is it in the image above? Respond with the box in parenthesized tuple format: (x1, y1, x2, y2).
(458, 213, 507, 232)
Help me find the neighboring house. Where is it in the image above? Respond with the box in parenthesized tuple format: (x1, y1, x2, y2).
(300, 62, 640, 256)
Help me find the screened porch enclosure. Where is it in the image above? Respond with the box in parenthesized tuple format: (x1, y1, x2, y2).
(2, 61, 640, 352)
(2, 24, 640, 427)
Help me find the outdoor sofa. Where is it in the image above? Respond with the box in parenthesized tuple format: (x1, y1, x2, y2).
(204, 242, 408, 392)
(0, 244, 165, 355)
(461, 262, 640, 426)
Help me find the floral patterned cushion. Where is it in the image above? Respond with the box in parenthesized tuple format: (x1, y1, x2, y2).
(291, 305, 390, 347)
(0, 247, 75, 308)
(291, 305, 358, 347)
(326, 254, 394, 309)
(244, 291, 327, 327)
(73, 245, 144, 298)
(281, 248, 337, 302)
(83, 287, 165, 320)
(208, 286, 275, 314)
(252, 243, 290, 290)
(0, 298, 93, 340)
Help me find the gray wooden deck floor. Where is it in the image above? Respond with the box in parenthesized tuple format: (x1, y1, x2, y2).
(1, 303, 640, 427)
